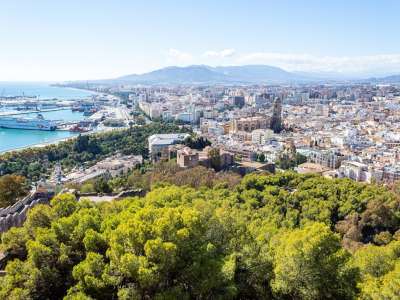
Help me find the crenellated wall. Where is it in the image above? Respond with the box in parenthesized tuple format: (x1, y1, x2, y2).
(0, 192, 51, 233)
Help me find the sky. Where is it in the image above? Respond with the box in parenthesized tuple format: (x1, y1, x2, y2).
(1, 0, 400, 81)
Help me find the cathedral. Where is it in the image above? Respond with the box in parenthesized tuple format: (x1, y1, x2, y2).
(270, 97, 283, 133)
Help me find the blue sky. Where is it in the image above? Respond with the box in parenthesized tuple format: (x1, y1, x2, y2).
(1, 0, 400, 81)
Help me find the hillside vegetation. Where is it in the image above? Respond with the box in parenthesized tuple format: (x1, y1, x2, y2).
(1, 172, 400, 299)
(0, 123, 187, 182)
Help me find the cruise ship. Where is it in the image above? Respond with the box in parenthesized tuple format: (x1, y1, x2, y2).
(0, 114, 57, 131)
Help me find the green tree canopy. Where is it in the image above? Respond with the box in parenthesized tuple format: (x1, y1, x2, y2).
(0, 172, 400, 299)
(0, 174, 29, 207)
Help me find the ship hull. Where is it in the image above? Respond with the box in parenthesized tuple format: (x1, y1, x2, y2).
(0, 124, 56, 131)
(0, 117, 57, 131)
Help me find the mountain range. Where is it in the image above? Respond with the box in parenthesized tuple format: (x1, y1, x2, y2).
(73, 65, 400, 85)
(83, 65, 314, 85)
(366, 74, 400, 84)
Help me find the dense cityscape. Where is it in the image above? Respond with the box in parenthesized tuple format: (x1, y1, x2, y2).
(64, 80, 400, 184)
(1, 1, 400, 299)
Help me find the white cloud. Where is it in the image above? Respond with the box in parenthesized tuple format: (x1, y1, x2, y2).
(204, 48, 236, 58)
(237, 52, 400, 74)
(162, 49, 400, 75)
(166, 48, 193, 64)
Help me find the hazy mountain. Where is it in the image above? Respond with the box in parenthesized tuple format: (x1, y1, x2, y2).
(114, 65, 312, 85)
(66, 65, 400, 86)
(118, 65, 227, 84)
(213, 65, 305, 82)
(368, 74, 400, 83)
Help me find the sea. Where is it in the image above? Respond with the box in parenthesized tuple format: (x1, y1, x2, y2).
(0, 82, 94, 100)
(0, 83, 95, 153)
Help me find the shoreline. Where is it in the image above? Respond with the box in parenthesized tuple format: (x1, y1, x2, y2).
(0, 84, 124, 154)
(0, 126, 126, 154)
(0, 82, 97, 100)
(0, 131, 81, 154)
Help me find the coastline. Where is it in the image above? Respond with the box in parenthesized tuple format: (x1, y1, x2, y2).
(0, 84, 125, 154)
(0, 134, 77, 154)
(0, 82, 96, 100)
(0, 83, 98, 153)
(0, 126, 126, 155)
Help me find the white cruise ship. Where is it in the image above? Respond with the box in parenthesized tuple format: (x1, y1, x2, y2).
(0, 114, 57, 131)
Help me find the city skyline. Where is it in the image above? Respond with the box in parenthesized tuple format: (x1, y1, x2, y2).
(2, 2, 400, 298)
(2, 0, 400, 81)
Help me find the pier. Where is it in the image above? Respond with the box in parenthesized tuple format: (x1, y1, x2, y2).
(0, 107, 71, 116)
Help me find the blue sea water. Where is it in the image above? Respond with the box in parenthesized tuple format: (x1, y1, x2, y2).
(0, 82, 94, 100)
(0, 83, 93, 153)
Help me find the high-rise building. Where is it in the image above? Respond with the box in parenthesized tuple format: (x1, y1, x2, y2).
(270, 97, 283, 133)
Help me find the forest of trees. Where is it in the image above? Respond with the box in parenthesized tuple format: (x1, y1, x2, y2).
(0, 174, 30, 207)
(0, 123, 188, 182)
(1, 172, 400, 299)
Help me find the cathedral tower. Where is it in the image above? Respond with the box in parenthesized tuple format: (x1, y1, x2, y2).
(270, 97, 283, 133)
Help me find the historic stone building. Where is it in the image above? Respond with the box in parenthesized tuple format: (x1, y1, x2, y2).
(231, 116, 270, 133)
(270, 97, 283, 133)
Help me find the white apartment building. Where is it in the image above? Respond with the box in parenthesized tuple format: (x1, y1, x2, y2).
(251, 129, 274, 145)
(338, 160, 372, 182)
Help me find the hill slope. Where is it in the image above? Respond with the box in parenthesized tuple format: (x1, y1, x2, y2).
(1, 172, 399, 298)
(369, 74, 400, 83)
(112, 64, 312, 84)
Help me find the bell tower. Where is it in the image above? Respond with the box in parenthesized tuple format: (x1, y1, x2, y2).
(270, 97, 283, 133)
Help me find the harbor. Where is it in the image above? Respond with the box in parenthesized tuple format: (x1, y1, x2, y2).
(0, 83, 134, 153)
(0, 109, 85, 153)
(0, 107, 71, 116)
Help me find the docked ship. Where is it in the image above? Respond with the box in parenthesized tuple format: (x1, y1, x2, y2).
(0, 114, 57, 131)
